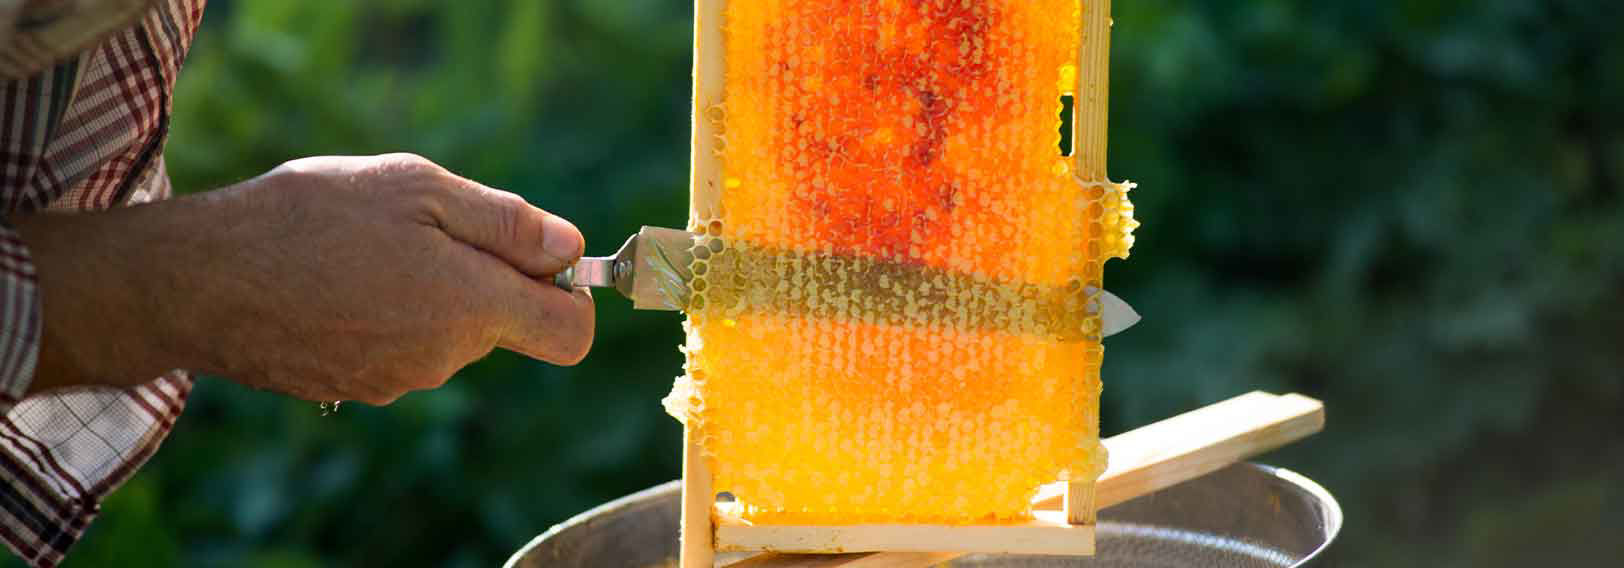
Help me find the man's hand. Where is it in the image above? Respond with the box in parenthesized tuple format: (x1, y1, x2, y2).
(16, 153, 594, 405)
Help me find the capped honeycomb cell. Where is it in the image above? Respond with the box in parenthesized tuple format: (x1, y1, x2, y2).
(673, 0, 1136, 524)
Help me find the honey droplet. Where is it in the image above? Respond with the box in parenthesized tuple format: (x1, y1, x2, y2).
(1058, 64, 1078, 89)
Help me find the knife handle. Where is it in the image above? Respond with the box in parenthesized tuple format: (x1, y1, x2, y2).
(551, 256, 620, 291)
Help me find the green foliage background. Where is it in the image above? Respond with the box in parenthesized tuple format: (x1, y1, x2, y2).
(15, 1, 1624, 566)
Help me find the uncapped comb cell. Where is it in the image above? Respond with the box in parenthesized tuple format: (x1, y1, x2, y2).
(672, 0, 1137, 524)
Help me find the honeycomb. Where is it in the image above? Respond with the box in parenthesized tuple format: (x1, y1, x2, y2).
(672, 0, 1137, 524)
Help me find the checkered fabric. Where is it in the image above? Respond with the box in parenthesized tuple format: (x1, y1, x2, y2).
(0, 1, 204, 566)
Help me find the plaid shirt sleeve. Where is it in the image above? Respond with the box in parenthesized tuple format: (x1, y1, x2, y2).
(0, 1, 204, 566)
(0, 225, 40, 401)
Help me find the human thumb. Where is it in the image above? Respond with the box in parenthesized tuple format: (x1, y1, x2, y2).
(431, 176, 584, 277)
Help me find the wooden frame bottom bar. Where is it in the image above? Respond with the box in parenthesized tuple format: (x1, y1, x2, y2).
(715, 506, 1094, 556)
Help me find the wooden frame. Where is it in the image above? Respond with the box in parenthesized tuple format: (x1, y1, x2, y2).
(676, 1, 1331, 565)
(683, 1, 1129, 565)
(681, 422, 1098, 566)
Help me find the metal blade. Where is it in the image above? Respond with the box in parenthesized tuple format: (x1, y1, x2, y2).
(1097, 289, 1141, 338)
(627, 226, 696, 311)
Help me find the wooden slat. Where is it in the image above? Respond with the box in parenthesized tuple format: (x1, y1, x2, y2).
(684, 0, 725, 565)
(722, 391, 1325, 567)
(716, 509, 1093, 556)
(1073, 0, 1111, 183)
(681, 425, 715, 568)
(689, 0, 725, 225)
(1035, 391, 1325, 512)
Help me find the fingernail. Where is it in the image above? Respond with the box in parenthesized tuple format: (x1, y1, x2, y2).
(541, 214, 585, 264)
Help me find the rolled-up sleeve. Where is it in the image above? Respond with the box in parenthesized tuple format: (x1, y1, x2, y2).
(0, 1, 202, 566)
(0, 222, 40, 404)
(0, 0, 156, 80)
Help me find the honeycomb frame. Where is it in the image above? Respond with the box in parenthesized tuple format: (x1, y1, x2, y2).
(677, 0, 1134, 563)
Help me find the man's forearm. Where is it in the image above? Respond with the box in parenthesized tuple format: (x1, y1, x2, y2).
(13, 195, 211, 394)
(8, 154, 594, 404)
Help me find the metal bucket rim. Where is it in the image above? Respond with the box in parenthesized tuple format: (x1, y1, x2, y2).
(1251, 463, 1343, 565)
(504, 480, 683, 568)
